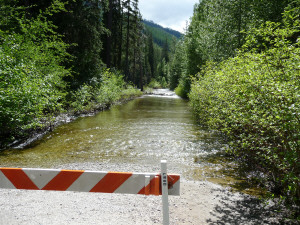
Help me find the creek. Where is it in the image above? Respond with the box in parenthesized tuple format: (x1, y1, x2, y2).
(0, 90, 263, 196)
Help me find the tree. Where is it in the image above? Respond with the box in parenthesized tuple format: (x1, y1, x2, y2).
(124, 0, 131, 79)
(170, 0, 293, 97)
(147, 33, 154, 79)
(161, 38, 169, 63)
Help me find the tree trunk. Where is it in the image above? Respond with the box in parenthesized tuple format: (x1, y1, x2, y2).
(106, 0, 113, 67)
(125, 0, 130, 80)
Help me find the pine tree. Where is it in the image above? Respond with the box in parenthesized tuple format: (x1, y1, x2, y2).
(147, 33, 154, 79)
(161, 38, 169, 63)
(124, 0, 131, 80)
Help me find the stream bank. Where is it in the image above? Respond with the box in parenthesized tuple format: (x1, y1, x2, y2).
(2, 92, 142, 151)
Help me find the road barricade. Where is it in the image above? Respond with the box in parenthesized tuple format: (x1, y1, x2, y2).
(0, 160, 179, 225)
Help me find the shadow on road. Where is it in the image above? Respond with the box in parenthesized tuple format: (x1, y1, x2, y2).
(206, 191, 282, 225)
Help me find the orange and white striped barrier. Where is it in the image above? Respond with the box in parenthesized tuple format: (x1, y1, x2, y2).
(0, 160, 179, 225)
(0, 168, 179, 196)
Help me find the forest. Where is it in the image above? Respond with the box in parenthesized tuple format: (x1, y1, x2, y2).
(168, 0, 299, 221)
(0, 0, 178, 149)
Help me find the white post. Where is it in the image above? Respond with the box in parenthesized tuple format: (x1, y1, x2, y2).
(161, 160, 169, 225)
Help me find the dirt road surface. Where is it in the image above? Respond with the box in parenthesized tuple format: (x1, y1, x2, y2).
(0, 162, 280, 225)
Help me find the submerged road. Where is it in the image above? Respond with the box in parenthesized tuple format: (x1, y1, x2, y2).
(0, 90, 280, 224)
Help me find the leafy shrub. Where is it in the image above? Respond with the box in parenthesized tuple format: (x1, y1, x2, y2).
(0, 1, 70, 145)
(147, 79, 161, 89)
(175, 75, 191, 99)
(121, 85, 143, 99)
(70, 84, 93, 112)
(95, 70, 125, 105)
(70, 69, 141, 113)
(174, 83, 185, 98)
(189, 6, 300, 216)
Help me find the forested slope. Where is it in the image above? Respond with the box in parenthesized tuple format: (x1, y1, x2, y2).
(143, 19, 182, 47)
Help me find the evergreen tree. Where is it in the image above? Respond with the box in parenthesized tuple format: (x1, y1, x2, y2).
(147, 33, 154, 79)
(161, 38, 169, 63)
(53, 0, 108, 88)
(124, 0, 131, 80)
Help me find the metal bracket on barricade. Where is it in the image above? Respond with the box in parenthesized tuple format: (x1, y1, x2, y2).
(0, 160, 179, 225)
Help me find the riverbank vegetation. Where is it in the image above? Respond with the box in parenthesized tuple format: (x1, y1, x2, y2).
(1, 0, 178, 149)
(170, 0, 299, 221)
(0, 0, 181, 150)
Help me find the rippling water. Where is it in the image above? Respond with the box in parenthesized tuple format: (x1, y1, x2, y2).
(0, 90, 264, 195)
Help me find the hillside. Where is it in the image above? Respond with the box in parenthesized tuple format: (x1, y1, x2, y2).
(143, 19, 182, 47)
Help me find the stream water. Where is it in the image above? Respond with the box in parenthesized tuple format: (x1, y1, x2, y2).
(0, 90, 263, 196)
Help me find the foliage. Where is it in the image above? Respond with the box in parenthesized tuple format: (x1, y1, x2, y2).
(52, 0, 108, 88)
(70, 69, 141, 113)
(174, 77, 190, 99)
(142, 19, 181, 88)
(169, 39, 185, 90)
(147, 79, 161, 89)
(0, 0, 142, 149)
(95, 70, 125, 105)
(170, 0, 293, 96)
(189, 7, 300, 217)
(0, 1, 70, 146)
(120, 84, 143, 99)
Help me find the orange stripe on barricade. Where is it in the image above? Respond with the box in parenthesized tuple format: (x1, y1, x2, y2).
(42, 170, 84, 191)
(138, 185, 146, 195)
(90, 172, 132, 193)
(138, 176, 155, 195)
(138, 175, 161, 195)
(0, 168, 39, 190)
(152, 175, 160, 196)
(144, 183, 150, 195)
(168, 175, 180, 189)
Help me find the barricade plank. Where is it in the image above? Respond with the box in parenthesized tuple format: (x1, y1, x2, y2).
(0, 168, 180, 196)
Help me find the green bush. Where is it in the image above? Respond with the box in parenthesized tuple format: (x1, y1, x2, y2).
(121, 85, 143, 99)
(175, 75, 191, 99)
(70, 84, 93, 112)
(147, 79, 161, 89)
(189, 7, 300, 215)
(174, 83, 185, 98)
(70, 69, 141, 113)
(95, 70, 125, 105)
(0, 1, 70, 145)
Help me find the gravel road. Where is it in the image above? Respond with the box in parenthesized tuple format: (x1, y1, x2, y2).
(0, 162, 281, 225)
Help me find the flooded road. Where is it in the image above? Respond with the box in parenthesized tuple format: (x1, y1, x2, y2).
(0, 90, 261, 195)
(1, 90, 279, 225)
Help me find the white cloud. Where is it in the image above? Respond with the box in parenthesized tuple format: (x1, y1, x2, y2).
(139, 0, 199, 33)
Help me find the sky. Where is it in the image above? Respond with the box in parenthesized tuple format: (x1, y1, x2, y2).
(138, 0, 199, 33)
